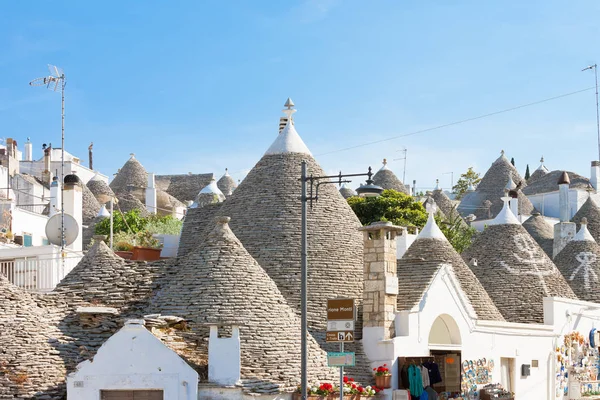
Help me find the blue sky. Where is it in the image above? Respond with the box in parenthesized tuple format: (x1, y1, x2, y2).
(0, 0, 599, 191)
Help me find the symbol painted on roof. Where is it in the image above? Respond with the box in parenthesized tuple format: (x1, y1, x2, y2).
(498, 233, 555, 296)
(571, 252, 598, 290)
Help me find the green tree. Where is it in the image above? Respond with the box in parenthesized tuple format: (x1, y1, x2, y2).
(434, 207, 478, 253)
(452, 167, 482, 200)
(524, 164, 531, 181)
(95, 209, 147, 236)
(347, 189, 428, 228)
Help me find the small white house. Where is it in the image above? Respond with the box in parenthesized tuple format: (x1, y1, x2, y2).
(67, 319, 198, 400)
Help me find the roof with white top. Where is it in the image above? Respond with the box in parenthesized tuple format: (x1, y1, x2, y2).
(488, 197, 520, 225)
(264, 103, 312, 155)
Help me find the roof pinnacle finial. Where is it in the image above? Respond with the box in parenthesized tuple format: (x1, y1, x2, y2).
(129, 153, 135, 159)
(434, 179, 440, 191)
(382, 158, 387, 166)
(540, 156, 544, 163)
(282, 97, 297, 121)
(501, 149, 505, 156)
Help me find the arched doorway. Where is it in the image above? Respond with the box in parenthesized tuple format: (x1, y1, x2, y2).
(427, 314, 462, 394)
(428, 314, 462, 346)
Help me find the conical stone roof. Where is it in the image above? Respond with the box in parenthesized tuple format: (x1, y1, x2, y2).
(0, 276, 66, 398)
(54, 240, 164, 309)
(399, 214, 504, 321)
(528, 157, 549, 184)
(192, 178, 226, 208)
(572, 197, 600, 241)
(523, 170, 591, 195)
(522, 213, 554, 258)
(462, 216, 577, 323)
(82, 183, 101, 226)
(152, 216, 336, 391)
(372, 159, 409, 194)
(217, 169, 237, 197)
(339, 183, 357, 199)
(114, 193, 150, 216)
(458, 152, 534, 220)
(178, 203, 223, 257)
(554, 219, 600, 303)
(87, 174, 114, 205)
(204, 121, 364, 332)
(109, 154, 148, 195)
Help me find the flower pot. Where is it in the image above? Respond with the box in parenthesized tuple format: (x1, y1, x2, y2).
(131, 246, 162, 261)
(114, 251, 133, 260)
(375, 375, 391, 388)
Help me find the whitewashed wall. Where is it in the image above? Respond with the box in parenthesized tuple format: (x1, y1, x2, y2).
(67, 320, 198, 400)
(527, 190, 588, 220)
(363, 265, 557, 400)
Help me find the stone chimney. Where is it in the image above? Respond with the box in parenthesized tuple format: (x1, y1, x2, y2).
(43, 145, 53, 184)
(359, 221, 403, 340)
(553, 171, 576, 257)
(146, 173, 157, 214)
(505, 177, 518, 218)
(88, 142, 93, 170)
(63, 172, 83, 251)
(208, 324, 241, 386)
(591, 161, 600, 192)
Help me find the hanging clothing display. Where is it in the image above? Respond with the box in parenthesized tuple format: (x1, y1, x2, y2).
(420, 365, 430, 388)
(408, 364, 424, 397)
(423, 360, 443, 385)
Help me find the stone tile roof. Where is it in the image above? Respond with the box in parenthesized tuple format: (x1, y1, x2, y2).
(522, 213, 554, 258)
(0, 276, 67, 399)
(155, 173, 214, 203)
(209, 152, 364, 332)
(54, 240, 166, 310)
(372, 161, 409, 194)
(216, 169, 237, 197)
(458, 153, 534, 220)
(114, 192, 150, 216)
(178, 203, 223, 257)
(396, 260, 446, 311)
(86, 176, 114, 205)
(462, 223, 577, 323)
(528, 168, 548, 184)
(572, 197, 600, 241)
(523, 170, 592, 195)
(151, 217, 337, 392)
(399, 220, 504, 321)
(193, 178, 226, 208)
(339, 183, 357, 199)
(554, 228, 600, 303)
(109, 154, 148, 196)
(82, 183, 101, 226)
(157, 189, 186, 212)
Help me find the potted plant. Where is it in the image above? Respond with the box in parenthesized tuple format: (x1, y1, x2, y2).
(294, 378, 382, 400)
(131, 231, 163, 261)
(114, 241, 134, 259)
(373, 364, 391, 388)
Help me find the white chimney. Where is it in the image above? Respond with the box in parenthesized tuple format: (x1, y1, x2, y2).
(146, 173, 157, 214)
(63, 172, 83, 252)
(553, 171, 576, 257)
(24, 138, 32, 162)
(558, 171, 570, 222)
(49, 176, 61, 217)
(591, 161, 600, 192)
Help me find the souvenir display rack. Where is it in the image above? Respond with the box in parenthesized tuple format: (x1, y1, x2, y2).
(555, 331, 599, 399)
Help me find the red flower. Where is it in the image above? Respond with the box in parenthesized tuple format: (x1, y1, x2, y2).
(373, 368, 376, 371)
(383, 364, 387, 367)
(343, 376, 349, 383)
(358, 387, 364, 393)
(349, 378, 354, 382)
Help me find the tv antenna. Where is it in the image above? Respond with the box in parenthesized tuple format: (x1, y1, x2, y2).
(582, 64, 600, 162)
(30, 65, 67, 252)
(393, 146, 407, 185)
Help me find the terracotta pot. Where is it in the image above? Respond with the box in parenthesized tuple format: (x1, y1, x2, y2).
(375, 374, 391, 388)
(114, 251, 133, 260)
(293, 395, 364, 400)
(131, 246, 162, 261)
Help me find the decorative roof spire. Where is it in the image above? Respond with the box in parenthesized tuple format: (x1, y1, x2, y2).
(434, 179, 440, 191)
(265, 99, 311, 156)
(573, 217, 596, 242)
(224, 168, 230, 176)
(378, 158, 389, 171)
(129, 153, 135, 159)
(418, 212, 446, 240)
(505, 176, 516, 191)
(467, 182, 476, 192)
(489, 196, 520, 225)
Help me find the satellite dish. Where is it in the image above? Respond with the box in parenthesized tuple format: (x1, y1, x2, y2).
(45, 213, 79, 246)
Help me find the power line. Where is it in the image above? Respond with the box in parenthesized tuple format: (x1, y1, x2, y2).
(316, 86, 596, 157)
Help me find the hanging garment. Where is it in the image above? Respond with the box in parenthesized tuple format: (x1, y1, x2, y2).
(425, 386, 438, 400)
(423, 361, 442, 385)
(591, 328, 597, 348)
(420, 365, 430, 388)
(400, 365, 410, 389)
(408, 364, 424, 397)
(420, 390, 429, 400)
